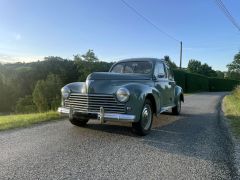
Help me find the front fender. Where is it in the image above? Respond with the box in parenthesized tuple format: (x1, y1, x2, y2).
(64, 82, 86, 93)
(123, 83, 160, 121)
(174, 85, 184, 104)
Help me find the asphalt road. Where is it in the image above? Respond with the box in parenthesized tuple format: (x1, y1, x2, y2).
(0, 92, 236, 179)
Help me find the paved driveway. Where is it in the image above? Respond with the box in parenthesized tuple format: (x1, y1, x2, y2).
(0, 92, 235, 179)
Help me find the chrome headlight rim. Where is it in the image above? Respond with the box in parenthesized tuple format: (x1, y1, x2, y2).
(116, 87, 130, 103)
(61, 86, 71, 99)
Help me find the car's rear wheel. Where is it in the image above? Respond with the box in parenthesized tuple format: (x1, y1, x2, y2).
(132, 99, 153, 136)
(69, 117, 89, 127)
(172, 97, 181, 115)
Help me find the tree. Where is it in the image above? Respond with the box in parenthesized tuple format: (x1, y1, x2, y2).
(33, 74, 62, 112)
(74, 50, 112, 81)
(164, 56, 177, 69)
(15, 95, 37, 113)
(227, 51, 240, 73)
(199, 63, 217, 77)
(216, 71, 225, 79)
(188, 59, 202, 74)
(32, 80, 48, 112)
(74, 49, 99, 62)
(226, 51, 240, 80)
(188, 59, 217, 77)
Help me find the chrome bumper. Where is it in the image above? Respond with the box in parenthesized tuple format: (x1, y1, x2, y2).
(58, 107, 136, 122)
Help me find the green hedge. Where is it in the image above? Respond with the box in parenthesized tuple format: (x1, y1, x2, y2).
(209, 78, 240, 92)
(173, 70, 186, 91)
(185, 73, 209, 92)
(173, 70, 240, 93)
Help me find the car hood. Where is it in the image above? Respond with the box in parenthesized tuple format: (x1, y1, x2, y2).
(65, 72, 152, 94)
(87, 72, 151, 81)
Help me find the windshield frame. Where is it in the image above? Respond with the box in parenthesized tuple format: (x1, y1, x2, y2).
(109, 61, 154, 75)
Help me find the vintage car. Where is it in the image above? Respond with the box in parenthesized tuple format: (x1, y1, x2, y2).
(58, 58, 184, 135)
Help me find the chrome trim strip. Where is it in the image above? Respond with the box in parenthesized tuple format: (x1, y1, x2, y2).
(70, 93, 115, 97)
(57, 107, 136, 122)
(100, 113, 136, 122)
(58, 107, 70, 114)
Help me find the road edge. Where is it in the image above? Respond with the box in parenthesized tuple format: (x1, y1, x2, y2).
(219, 97, 240, 179)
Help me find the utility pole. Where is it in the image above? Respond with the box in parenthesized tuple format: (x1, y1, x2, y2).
(180, 41, 182, 69)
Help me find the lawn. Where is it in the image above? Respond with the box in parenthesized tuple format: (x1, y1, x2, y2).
(0, 111, 62, 131)
(223, 86, 240, 136)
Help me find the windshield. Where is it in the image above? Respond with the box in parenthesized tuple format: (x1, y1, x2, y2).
(110, 61, 153, 74)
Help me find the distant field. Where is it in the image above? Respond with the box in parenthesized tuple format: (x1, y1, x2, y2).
(223, 86, 240, 136)
(0, 111, 62, 131)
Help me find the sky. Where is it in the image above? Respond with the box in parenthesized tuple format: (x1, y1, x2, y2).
(0, 0, 239, 71)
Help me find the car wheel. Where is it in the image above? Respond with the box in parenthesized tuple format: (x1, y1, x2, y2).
(132, 99, 153, 136)
(69, 117, 89, 127)
(172, 97, 181, 115)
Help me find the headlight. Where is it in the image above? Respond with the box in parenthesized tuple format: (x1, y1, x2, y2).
(116, 88, 130, 102)
(61, 87, 71, 99)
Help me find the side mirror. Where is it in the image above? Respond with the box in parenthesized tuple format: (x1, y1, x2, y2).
(157, 73, 165, 79)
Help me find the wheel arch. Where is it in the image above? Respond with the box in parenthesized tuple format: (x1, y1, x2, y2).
(145, 94, 157, 115)
(174, 85, 184, 103)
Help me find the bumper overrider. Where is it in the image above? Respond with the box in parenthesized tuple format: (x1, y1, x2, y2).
(58, 107, 136, 123)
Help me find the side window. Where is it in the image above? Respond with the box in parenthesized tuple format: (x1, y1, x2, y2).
(111, 64, 124, 73)
(154, 62, 166, 78)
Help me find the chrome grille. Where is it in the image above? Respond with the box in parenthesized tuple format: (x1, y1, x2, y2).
(64, 93, 126, 114)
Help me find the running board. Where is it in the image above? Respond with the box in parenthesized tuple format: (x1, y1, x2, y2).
(160, 105, 175, 113)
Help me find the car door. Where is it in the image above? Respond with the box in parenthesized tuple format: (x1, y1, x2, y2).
(164, 64, 176, 106)
(154, 62, 169, 108)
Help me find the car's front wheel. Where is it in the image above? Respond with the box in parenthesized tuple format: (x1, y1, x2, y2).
(132, 99, 153, 136)
(172, 97, 181, 115)
(69, 117, 89, 127)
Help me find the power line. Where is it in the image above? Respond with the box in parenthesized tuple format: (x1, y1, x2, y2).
(215, 0, 240, 31)
(120, 0, 180, 43)
(214, 0, 240, 31)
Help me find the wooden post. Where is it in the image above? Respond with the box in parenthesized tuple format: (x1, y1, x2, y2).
(180, 41, 182, 69)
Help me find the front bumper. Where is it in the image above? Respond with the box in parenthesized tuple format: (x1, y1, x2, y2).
(58, 107, 136, 123)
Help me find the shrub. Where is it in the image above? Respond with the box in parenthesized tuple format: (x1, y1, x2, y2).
(33, 74, 63, 112)
(185, 73, 209, 92)
(173, 70, 239, 93)
(173, 70, 186, 91)
(209, 78, 240, 91)
(15, 95, 37, 113)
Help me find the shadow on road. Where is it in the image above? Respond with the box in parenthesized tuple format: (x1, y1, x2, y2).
(80, 110, 230, 166)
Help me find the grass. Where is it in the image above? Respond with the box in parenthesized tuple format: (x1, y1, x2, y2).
(0, 111, 62, 131)
(223, 86, 240, 136)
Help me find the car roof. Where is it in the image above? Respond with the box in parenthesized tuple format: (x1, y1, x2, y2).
(117, 58, 164, 63)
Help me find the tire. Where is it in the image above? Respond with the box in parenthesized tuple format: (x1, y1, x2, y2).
(132, 99, 153, 136)
(69, 117, 89, 127)
(172, 97, 181, 115)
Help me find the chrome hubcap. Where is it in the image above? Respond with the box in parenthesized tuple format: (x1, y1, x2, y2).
(177, 100, 181, 112)
(141, 104, 152, 130)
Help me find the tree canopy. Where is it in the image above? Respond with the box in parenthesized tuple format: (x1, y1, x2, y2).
(187, 59, 217, 77)
(227, 51, 240, 80)
(74, 49, 99, 62)
(164, 56, 177, 69)
(227, 51, 240, 73)
(0, 50, 112, 113)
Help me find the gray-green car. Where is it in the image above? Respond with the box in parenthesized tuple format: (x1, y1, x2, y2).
(58, 58, 184, 135)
